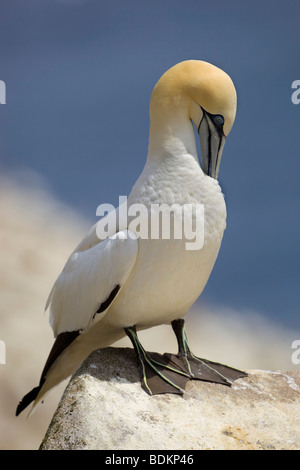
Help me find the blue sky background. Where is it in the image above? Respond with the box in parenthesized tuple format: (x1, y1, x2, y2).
(0, 0, 299, 329)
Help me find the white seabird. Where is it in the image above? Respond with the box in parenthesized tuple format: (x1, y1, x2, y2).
(16, 60, 246, 416)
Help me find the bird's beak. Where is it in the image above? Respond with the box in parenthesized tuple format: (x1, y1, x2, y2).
(198, 109, 226, 179)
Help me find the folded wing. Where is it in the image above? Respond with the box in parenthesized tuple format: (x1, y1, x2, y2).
(48, 229, 138, 336)
(16, 229, 138, 416)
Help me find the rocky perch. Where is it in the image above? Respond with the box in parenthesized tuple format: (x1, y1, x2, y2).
(40, 347, 300, 450)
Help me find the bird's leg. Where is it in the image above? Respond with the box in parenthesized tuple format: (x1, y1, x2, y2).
(124, 325, 190, 396)
(164, 319, 247, 386)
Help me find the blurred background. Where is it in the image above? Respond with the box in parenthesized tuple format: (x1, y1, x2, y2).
(0, 0, 299, 450)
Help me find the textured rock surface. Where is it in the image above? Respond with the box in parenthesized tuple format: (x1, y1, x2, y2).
(40, 347, 300, 450)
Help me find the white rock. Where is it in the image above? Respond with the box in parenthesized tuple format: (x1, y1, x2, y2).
(40, 348, 300, 450)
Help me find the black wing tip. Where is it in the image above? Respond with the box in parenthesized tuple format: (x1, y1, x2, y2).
(15, 385, 42, 416)
(16, 330, 80, 417)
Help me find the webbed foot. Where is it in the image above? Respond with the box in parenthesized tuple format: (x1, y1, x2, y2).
(166, 319, 247, 386)
(124, 320, 246, 396)
(124, 326, 190, 395)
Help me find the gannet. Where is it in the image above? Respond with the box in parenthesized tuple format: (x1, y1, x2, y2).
(16, 60, 246, 416)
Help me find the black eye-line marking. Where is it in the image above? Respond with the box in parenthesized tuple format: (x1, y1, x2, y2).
(197, 106, 225, 177)
(198, 106, 225, 137)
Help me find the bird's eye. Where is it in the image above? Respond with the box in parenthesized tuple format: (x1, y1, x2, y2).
(213, 115, 224, 126)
